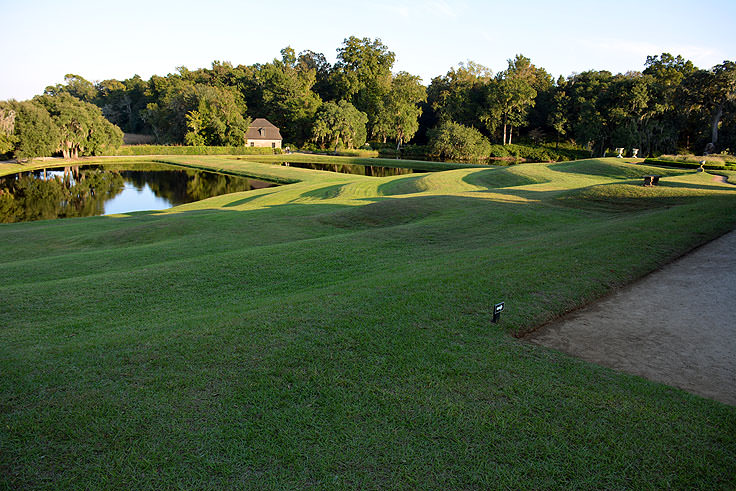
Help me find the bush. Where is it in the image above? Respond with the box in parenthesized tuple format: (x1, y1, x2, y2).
(334, 149, 379, 157)
(297, 144, 379, 158)
(488, 144, 511, 158)
(375, 143, 429, 159)
(487, 143, 586, 163)
(654, 153, 736, 166)
(397, 144, 429, 158)
(371, 137, 589, 164)
(644, 158, 736, 171)
(427, 121, 491, 162)
(111, 145, 281, 156)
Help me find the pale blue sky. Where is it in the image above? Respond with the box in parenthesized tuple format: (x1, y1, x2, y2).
(2, 0, 734, 100)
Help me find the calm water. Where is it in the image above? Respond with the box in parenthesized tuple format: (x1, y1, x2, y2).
(276, 161, 431, 176)
(0, 164, 278, 223)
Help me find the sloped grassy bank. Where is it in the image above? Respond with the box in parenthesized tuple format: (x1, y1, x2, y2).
(2, 156, 735, 489)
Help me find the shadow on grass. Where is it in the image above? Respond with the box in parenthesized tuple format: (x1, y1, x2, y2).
(550, 160, 686, 179)
(461, 167, 548, 190)
(6, 182, 734, 261)
(223, 193, 273, 208)
(658, 181, 736, 191)
(299, 183, 349, 200)
(376, 176, 426, 196)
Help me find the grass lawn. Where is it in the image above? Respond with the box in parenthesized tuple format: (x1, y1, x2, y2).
(2, 156, 736, 489)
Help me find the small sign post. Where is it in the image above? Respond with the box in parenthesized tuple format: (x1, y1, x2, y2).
(492, 302, 505, 323)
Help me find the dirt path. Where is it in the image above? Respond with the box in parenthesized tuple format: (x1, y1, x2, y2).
(527, 230, 736, 406)
(713, 174, 734, 185)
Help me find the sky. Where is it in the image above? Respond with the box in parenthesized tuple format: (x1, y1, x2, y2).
(2, 0, 735, 101)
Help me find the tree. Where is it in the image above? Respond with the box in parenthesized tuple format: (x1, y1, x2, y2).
(312, 100, 368, 150)
(375, 72, 427, 150)
(644, 53, 695, 87)
(371, 102, 393, 144)
(33, 94, 89, 158)
(640, 53, 696, 154)
(297, 50, 334, 102)
(34, 93, 122, 158)
(563, 70, 616, 156)
(427, 121, 491, 161)
(141, 73, 197, 143)
(333, 37, 395, 136)
(0, 106, 16, 156)
(487, 55, 538, 145)
(525, 62, 554, 140)
(280, 46, 297, 67)
(44, 74, 97, 103)
(252, 48, 322, 144)
(95, 75, 151, 134)
(2, 96, 121, 160)
(183, 85, 250, 146)
(607, 74, 648, 152)
(11, 101, 60, 159)
(548, 76, 569, 148)
(184, 111, 206, 146)
(427, 61, 492, 130)
(703, 61, 736, 148)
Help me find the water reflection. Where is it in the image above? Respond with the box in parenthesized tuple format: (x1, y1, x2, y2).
(0, 164, 278, 223)
(278, 161, 428, 176)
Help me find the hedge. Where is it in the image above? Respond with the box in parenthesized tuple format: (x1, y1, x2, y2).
(644, 158, 736, 171)
(111, 145, 282, 156)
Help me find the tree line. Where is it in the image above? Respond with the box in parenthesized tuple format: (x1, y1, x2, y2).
(1, 94, 123, 160)
(2, 36, 735, 161)
(424, 54, 736, 158)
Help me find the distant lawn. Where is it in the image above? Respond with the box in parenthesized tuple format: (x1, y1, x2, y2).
(2, 156, 736, 489)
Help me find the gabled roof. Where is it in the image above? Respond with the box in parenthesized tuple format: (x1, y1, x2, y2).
(246, 118, 282, 140)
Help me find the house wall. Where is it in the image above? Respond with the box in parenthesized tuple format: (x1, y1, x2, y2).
(248, 139, 282, 148)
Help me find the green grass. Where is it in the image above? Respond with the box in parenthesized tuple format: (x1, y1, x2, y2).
(645, 157, 736, 171)
(2, 156, 736, 489)
(709, 169, 736, 185)
(654, 153, 736, 166)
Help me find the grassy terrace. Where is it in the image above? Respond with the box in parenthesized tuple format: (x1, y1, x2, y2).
(2, 155, 736, 488)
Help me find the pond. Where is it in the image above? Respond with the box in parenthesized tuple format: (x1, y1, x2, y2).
(0, 164, 278, 223)
(276, 161, 432, 176)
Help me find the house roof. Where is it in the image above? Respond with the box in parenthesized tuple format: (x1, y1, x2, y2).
(246, 118, 282, 140)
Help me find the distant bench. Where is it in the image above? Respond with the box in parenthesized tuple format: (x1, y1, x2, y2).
(643, 175, 661, 186)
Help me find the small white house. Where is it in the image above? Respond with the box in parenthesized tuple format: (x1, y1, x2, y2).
(245, 118, 282, 148)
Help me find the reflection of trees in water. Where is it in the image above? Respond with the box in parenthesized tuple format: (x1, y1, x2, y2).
(119, 170, 261, 204)
(0, 166, 273, 223)
(0, 169, 125, 223)
(364, 166, 414, 177)
(283, 162, 415, 177)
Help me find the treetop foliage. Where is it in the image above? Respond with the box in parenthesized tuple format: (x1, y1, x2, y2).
(1, 94, 122, 160)
(4, 38, 735, 162)
(312, 100, 368, 150)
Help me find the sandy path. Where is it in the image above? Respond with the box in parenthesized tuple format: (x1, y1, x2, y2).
(713, 174, 734, 185)
(527, 230, 736, 406)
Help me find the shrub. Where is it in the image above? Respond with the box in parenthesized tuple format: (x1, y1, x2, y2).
(375, 137, 589, 164)
(297, 144, 379, 158)
(375, 143, 428, 159)
(488, 143, 573, 162)
(655, 154, 736, 166)
(112, 145, 281, 156)
(488, 144, 511, 158)
(644, 157, 736, 171)
(427, 121, 491, 162)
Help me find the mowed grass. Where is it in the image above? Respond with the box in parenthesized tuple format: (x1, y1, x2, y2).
(2, 156, 736, 489)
